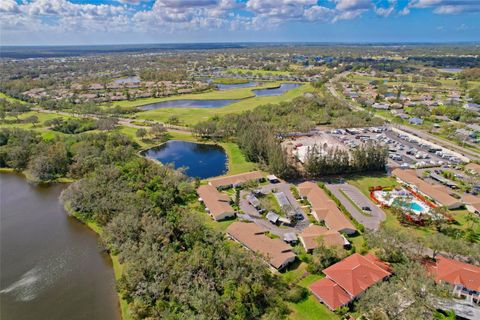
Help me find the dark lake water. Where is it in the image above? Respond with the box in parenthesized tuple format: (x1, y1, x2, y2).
(142, 140, 228, 179)
(0, 173, 120, 320)
(216, 81, 258, 90)
(138, 99, 239, 110)
(252, 83, 301, 96)
(137, 82, 302, 110)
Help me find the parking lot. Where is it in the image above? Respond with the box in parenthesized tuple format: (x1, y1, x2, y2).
(325, 183, 386, 231)
(238, 182, 310, 237)
(327, 126, 465, 169)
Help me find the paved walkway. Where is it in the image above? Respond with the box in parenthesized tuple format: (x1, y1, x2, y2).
(435, 298, 480, 320)
(325, 182, 386, 231)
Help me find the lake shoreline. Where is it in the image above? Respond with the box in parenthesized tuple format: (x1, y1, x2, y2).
(0, 172, 121, 320)
(63, 204, 130, 320)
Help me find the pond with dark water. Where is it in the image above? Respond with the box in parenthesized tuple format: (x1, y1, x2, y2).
(252, 83, 301, 96)
(142, 140, 228, 179)
(0, 173, 120, 320)
(137, 83, 302, 110)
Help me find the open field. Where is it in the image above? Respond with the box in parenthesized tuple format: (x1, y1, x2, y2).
(212, 78, 251, 84)
(135, 83, 314, 125)
(1, 111, 74, 143)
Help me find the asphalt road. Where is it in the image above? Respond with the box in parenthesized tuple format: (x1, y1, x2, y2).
(325, 182, 386, 231)
(238, 182, 310, 237)
(327, 73, 480, 162)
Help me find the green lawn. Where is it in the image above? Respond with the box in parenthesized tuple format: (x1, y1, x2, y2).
(0, 92, 27, 104)
(347, 174, 478, 239)
(110, 82, 281, 108)
(117, 126, 257, 176)
(135, 83, 314, 125)
(212, 78, 251, 84)
(219, 142, 257, 175)
(346, 174, 397, 197)
(1, 111, 71, 130)
(288, 296, 339, 320)
(281, 262, 339, 320)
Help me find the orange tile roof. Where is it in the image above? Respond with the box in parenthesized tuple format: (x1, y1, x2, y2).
(208, 171, 264, 189)
(463, 194, 480, 212)
(226, 222, 296, 269)
(323, 253, 391, 297)
(298, 182, 356, 233)
(429, 256, 480, 292)
(197, 185, 234, 220)
(392, 169, 461, 208)
(310, 278, 352, 310)
(299, 224, 347, 251)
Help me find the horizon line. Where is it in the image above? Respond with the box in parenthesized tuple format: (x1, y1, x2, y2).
(2, 40, 480, 48)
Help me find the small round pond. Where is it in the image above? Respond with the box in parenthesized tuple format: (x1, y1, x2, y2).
(252, 83, 301, 96)
(142, 140, 228, 179)
(137, 99, 239, 110)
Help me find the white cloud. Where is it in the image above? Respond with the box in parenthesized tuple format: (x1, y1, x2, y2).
(1, 0, 477, 43)
(405, 0, 480, 15)
(374, 0, 396, 17)
(333, 0, 372, 11)
(0, 0, 20, 13)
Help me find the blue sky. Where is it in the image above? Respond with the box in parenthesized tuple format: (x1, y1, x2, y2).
(1, 0, 479, 45)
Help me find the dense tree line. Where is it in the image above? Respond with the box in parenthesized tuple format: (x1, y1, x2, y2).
(459, 67, 480, 81)
(45, 118, 97, 134)
(0, 99, 31, 120)
(355, 226, 480, 318)
(62, 160, 289, 319)
(1, 128, 292, 319)
(0, 128, 136, 181)
(192, 94, 385, 178)
(139, 69, 188, 82)
(303, 143, 388, 177)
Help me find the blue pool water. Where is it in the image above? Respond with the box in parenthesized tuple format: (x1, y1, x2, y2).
(393, 198, 425, 213)
(141, 140, 228, 179)
(409, 202, 424, 212)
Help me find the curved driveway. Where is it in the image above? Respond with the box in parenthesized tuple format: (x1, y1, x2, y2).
(325, 183, 386, 231)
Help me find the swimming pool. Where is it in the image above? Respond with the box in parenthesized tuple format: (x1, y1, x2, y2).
(409, 202, 424, 213)
(392, 198, 427, 214)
